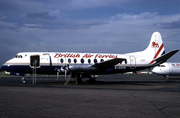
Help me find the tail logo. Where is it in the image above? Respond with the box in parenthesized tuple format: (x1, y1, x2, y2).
(152, 42, 159, 48)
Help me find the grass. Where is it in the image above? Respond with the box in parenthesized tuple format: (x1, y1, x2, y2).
(0, 71, 6, 76)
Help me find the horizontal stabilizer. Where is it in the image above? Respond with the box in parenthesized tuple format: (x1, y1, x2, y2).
(92, 58, 126, 69)
(154, 49, 179, 64)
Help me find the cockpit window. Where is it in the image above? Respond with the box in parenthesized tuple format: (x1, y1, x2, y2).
(15, 55, 23, 58)
(158, 65, 165, 67)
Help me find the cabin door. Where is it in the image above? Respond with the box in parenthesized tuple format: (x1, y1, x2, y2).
(30, 55, 40, 68)
(130, 56, 136, 69)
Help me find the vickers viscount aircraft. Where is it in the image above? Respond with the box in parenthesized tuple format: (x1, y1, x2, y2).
(152, 62, 180, 79)
(1, 32, 179, 84)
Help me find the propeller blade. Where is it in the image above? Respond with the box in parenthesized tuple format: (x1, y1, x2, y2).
(65, 70, 67, 80)
(57, 71, 59, 82)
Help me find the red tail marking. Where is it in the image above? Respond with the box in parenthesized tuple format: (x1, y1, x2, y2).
(152, 42, 159, 48)
(149, 43, 164, 64)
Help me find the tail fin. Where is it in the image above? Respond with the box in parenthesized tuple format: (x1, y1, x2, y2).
(144, 32, 165, 64)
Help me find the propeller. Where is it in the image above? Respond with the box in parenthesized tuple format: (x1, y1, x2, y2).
(54, 68, 60, 81)
(60, 66, 68, 80)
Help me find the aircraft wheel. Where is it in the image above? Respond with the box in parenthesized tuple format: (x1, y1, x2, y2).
(77, 78, 82, 84)
(89, 78, 96, 84)
(21, 77, 26, 84)
(165, 75, 169, 80)
(76, 74, 82, 84)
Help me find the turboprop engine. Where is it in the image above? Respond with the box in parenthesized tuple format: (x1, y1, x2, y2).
(59, 64, 97, 80)
(68, 64, 97, 72)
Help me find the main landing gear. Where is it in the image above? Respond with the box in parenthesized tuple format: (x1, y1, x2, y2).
(165, 75, 169, 80)
(75, 74, 96, 85)
(20, 74, 97, 85)
(76, 74, 82, 84)
(65, 73, 97, 85)
(21, 77, 26, 84)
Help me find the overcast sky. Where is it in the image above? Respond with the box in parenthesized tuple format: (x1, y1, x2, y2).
(1, 0, 180, 66)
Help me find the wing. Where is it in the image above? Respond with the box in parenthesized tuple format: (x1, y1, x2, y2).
(91, 58, 126, 70)
(153, 49, 179, 64)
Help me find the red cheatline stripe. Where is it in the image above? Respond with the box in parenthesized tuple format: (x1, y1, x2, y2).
(149, 43, 164, 64)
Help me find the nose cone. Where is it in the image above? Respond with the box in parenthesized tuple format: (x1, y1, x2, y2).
(152, 67, 160, 74)
(1, 65, 7, 71)
(1, 65, 5, 70)
(1, 63, 10, 72)
(1, 66, 3, 71)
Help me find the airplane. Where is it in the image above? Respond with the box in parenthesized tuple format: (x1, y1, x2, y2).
(1, 32, 179, 84)
(152, 62, 180, 79)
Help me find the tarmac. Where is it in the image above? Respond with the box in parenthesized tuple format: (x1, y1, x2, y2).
(0, 74, 180, 118)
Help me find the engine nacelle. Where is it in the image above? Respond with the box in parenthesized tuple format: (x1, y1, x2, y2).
(68, 64, 97, 72)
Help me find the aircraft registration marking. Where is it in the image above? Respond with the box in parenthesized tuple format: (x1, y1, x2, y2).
(115, 66, 126, 69)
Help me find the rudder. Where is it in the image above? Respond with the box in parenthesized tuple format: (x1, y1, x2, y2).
(144, 32, 165, 64)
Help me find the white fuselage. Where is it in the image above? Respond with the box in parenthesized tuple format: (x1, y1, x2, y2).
(3, 51, 153, 74)
(152, 62, 180, 76)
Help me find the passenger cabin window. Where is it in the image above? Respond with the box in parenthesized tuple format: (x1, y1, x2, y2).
(60, 58, 64, 63)
(81, 59, 84, 64)
(88, 59, 91, 64)
(68, 59, 71, 63)
(94, 59, 98, 64)
(100, 59, 104, 62)
(74, 59, 77, 63)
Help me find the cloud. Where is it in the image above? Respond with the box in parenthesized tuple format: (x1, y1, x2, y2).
(111, 12, 158, 20)
(0, 20, 18, 30)
(159, 19, 180, 29)
(1, 12, 180, 52)
(0, 0, 45, 12)
(21, 11, 108, 29)
(66, 0, 123, 10)
(26, 12, 57, 20)
(22, 11, 59, 29)
(0, 12, 7, 19)
(1, 0, 180, 65)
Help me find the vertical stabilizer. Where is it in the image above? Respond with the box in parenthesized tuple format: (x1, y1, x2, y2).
(144, 32, 165, 64)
